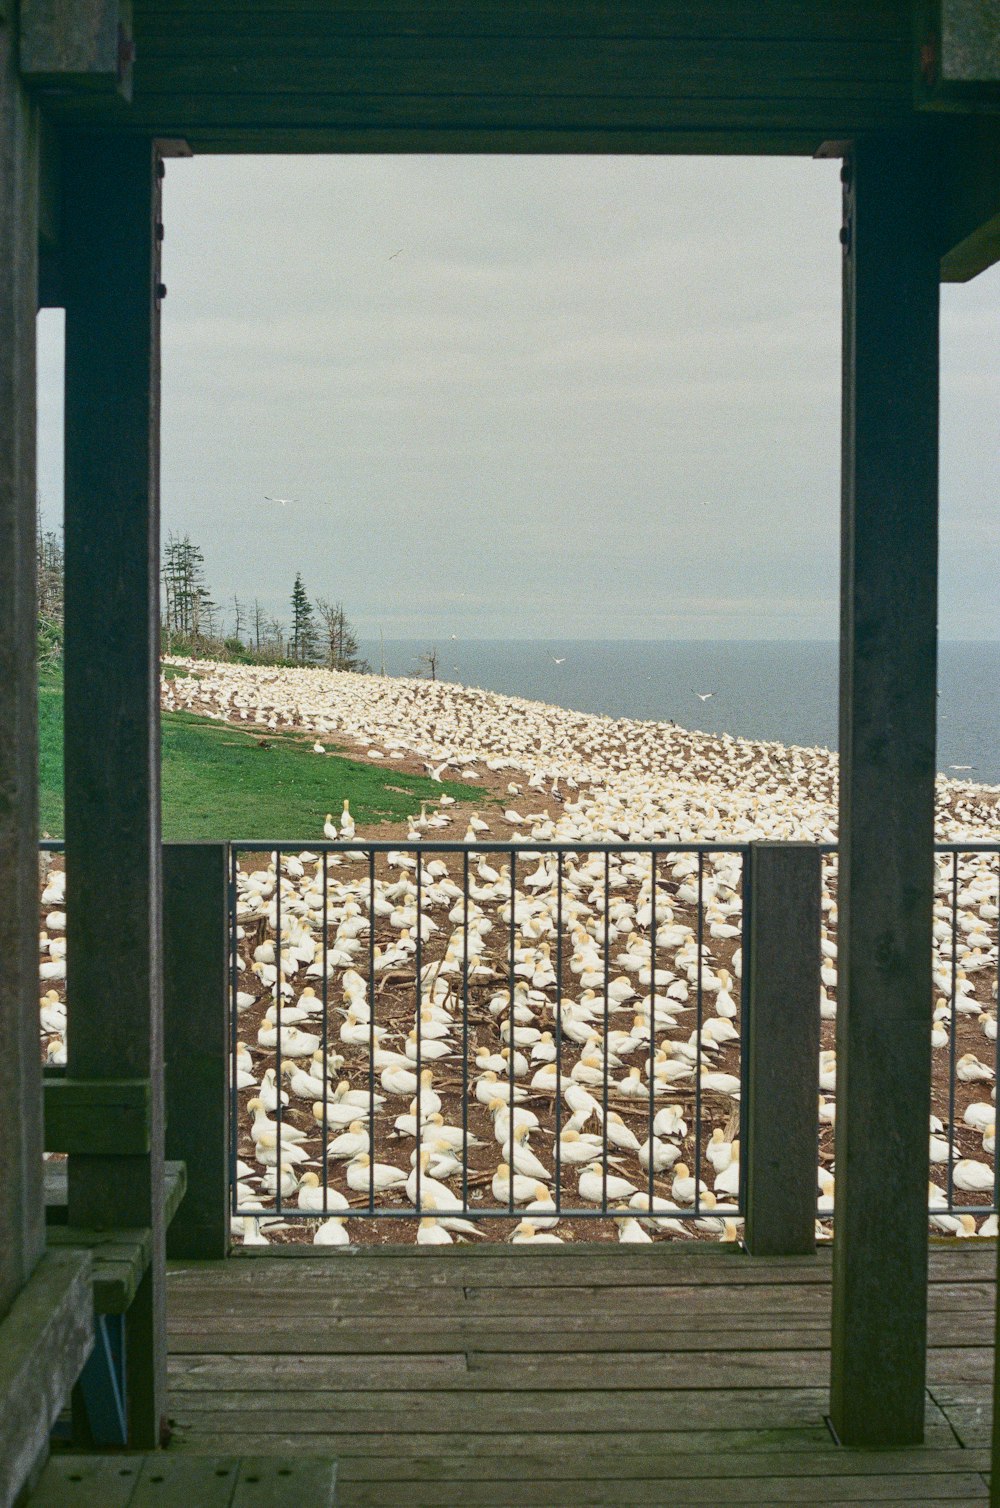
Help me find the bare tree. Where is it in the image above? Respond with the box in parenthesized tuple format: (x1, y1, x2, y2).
(315, 597, 370, 673)
(417, 645, 439, 681)
(252, 599, 266, 652)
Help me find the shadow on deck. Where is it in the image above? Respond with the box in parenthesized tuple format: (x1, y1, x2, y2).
(164, 1243, 994, 1506)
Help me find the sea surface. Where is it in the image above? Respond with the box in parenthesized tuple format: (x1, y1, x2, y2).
(359, 639, 1000, 786)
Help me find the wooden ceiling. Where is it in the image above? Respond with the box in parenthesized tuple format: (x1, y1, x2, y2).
(38, 1, 919, 155)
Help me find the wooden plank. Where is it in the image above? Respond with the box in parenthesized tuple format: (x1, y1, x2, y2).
(320, 1444, 992, 1484)
(993, 1237, 1000, 1508)
(0, 0, 45, 1328)
(829, 129, 945, 1449)
(165, 1327, 838, 1363)
(124, 38, 911, 99)
(44, 1079, 152, 1155)
(29, 1454, 143, 1508)
(337, 1478, 986, 1506)
(164, 1345, 995, 1392)
(0, 1251, 93, 1506)
(46, 1227, 151, 1314)
(132, 3, 911, 45)
(128, 1455, 240, 1507)
(166, 1386, 951, 1432)
(164, 1315, 995, 1356)
(231, 1458, 337, 1507)
(744, 843, 822, 1256)
(166, 1243, 998, 1276)
(164, 843, 229, 1259)
(171, 1354, 468, 1389)
(62, 130, 166, 1448)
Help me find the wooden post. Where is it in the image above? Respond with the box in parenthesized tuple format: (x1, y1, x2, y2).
(62, 133, 167, 1449)
(0, 7, 45, 1319)
(993, 1243, 1000, 1508)
(829, 131, 943, 1448)
(743, 843, 822, 1257)
(164, 843, 231, 1259)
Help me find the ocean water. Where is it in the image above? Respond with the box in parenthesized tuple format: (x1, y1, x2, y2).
(360, 639, 1000, 786)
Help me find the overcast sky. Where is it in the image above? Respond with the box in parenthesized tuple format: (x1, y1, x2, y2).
(37, 155, 999, 640)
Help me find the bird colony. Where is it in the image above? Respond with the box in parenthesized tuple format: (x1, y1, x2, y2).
(39, 661, 999, 1248)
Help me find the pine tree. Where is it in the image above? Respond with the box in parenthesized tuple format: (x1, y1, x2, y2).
(290, 574, 319, 664)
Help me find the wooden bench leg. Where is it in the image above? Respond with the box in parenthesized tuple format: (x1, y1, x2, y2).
(76, 1316, 127, 1447)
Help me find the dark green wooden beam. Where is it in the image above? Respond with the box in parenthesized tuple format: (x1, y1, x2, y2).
(62, 130, 167, 1450)
(164, 843, 230, 1259)
(25, 0, 923, 152)
(744, 843, 822, 1258)
(829, 128, 942, 1449)
(939, 117, 1000, 281)
(0, 0, 46, 1330)
(44, 1079, 152, 1155)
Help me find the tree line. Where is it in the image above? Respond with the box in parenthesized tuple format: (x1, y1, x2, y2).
(35, 520, 369, 674)
(161, 533, 370, 670)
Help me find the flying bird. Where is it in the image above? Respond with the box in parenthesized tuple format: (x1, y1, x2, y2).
(263, 495, 297, 507)
(550, 655, 566, 665)
(693, 690, 715, 701)
(388, 248, 403, 260)
(948, 764, 975, 771)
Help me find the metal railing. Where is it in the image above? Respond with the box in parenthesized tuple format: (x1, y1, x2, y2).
(923, 843, 998, 1227)
(229, 841, 750, 1236)
(37, 836, 999, 1247)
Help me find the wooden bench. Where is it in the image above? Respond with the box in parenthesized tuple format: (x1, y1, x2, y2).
(42, 1162, 188, 1446)
(30, 1454, 337, 1506)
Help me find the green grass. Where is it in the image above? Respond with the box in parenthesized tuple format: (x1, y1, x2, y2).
(38, 671, 483, 840)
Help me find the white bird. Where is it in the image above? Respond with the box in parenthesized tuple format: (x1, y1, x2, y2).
(346, 1154, 407, 1192)
(579, 1161, 636, 1204)
(953, 1158, 995, 1193)
(511, 1220, 563, 1244)
(313, 1218, 350, 1246)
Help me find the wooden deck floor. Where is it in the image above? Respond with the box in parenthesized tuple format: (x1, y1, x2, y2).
(166, 1243, 996, 1506)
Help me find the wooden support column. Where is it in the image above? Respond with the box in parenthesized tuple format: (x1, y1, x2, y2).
(0, 9, 45, 1320)
(63, 133, 166, 1449)
(164, 843, 231, 1259)
(743, 843, 822, 1257)
(829, 131, 943, 1448)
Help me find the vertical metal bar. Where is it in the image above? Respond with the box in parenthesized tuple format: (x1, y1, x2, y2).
(229, 846, 240, 1221)
(274, 848, 283, 1217)
(415, 847, 423, 1217)
(508, 850, 516, 1215)
(602, 850, 610, 1213)
(649, 851, 656, 1209)
(369, 849, 376, 1216)
(993, 853, 1000, 1220)
(694, 851, 704, 1216)
(946, 850, 958, 1213)
(738, 847, 752, 1218)
(462, 848, 469, 1212)
(321, 850, 329, 1218)
(555, 850, 563, 1219)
